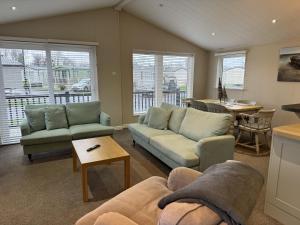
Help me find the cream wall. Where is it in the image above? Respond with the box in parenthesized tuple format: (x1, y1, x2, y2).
(206, 39, 300, 126)
(119, 12, 208, 123)
(0, 8, 208, 125)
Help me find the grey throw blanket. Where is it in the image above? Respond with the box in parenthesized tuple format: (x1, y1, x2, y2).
(158, 161, 264, 225)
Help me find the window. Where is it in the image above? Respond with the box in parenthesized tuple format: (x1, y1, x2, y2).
(0, 41, 98, 144)
(133, 52, 194, 114)
(217, 52, 246, 90)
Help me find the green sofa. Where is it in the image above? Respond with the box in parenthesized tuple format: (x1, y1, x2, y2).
(128, 104, 235, 171)
(20, 101, 114, 160)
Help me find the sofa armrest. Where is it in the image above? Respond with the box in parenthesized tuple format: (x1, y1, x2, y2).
(195, 135, 235, 171)
(20, 119, 31, 136)
(100, 112, 111, 126)
(94, 212, 139, 225)
(167, 167, 202, 192)
(138, 114, 146, 124)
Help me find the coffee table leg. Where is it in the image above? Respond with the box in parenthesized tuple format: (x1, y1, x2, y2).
(124, 157, 130, 189)
(72, 147, 77, 172)
(81, 165, 88, 202)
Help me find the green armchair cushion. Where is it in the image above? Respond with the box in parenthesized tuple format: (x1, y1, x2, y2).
(45, 105, 68, 130)
(143, 107, 153, 124)
(66, 101, 101, 126)
(20, 128, 71, 145)
(148, 107, 172, 130)
(69, 123, 114, 140)
(25, 108, 46, 132)
(179, 108, 232, 141)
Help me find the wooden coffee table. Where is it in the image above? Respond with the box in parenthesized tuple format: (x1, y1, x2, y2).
(72, 136, 130, 202)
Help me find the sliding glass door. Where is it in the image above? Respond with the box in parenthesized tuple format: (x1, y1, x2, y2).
(132, 51, 194, 115)
(0, 42, 98, 144)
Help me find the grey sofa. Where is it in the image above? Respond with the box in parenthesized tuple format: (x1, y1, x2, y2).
(20, 101, 114, 160)
(128, 104, 235, 171)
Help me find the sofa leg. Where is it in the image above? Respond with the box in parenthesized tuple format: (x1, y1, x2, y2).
(28, 154, 32, 161)
(133, 140, 136, 147)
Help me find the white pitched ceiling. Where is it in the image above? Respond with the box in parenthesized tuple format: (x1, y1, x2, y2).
(124, 0, 300, 50)
(0, 0, 119, 24)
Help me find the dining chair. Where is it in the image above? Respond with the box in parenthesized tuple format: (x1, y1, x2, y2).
(206, 103, 229, 113)
(191, 100, 208, 111)
(236, 109, 276, 155)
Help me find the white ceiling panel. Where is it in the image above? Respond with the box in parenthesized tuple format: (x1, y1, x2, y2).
(124, 0, 300, 50)
(0, 0, 119, 24)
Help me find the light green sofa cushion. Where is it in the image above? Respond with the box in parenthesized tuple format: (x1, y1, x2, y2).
(66, 101, 101, 126)
(45, 105, 68, 130)
(70, 123, 114, 140)
(148, 107, 171, 130)
(20, 128, 71, 145)
(25, 108, 46, 132)
(179, 108, 232, 141)
(128, 123, 175, 142)
(143, 107, 153, 124)
(160, 102, 176, 111)
(169, 108, 187, 133)
(149, 134, 199, 167)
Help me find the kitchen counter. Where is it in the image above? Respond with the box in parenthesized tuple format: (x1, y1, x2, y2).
(265, 124, 300, 225)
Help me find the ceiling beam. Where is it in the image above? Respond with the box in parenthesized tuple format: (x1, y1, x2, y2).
(114, 0, 134, 11)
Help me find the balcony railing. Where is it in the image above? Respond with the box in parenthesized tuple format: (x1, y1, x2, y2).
(133, 90, 187, 114)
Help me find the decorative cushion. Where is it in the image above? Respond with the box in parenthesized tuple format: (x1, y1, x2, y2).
(45, 105, 68, 130)
(160, 102, 176, 111)
(179, 108, 232, 141)
(25, 108, 46, 132)
(168, 108, 187, 133)
(148, 107, 171, 130)
(66, 101, 101, 126)
(143, 107, 153, 124)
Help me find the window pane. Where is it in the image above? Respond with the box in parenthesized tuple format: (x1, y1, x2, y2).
(162, 55, 190, 106)
(133, 53, 156, 114)
(0, 48, 49, 144)
(222, 55, 245, 89)
(51, 50, 92, 104)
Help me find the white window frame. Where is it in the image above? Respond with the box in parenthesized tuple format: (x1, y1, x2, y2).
(216, 51, 247, 90)
(132, 50, 195, 115)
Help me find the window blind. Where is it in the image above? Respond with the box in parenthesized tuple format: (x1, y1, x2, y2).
(218, 53, 246, 90)
(0, 42, 98, 144)
(132, 52, 194, 114)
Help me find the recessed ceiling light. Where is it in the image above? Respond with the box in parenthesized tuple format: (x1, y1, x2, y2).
(211, 32, 216, 36)
(272, 19, 277, 24)
(11, 6, 16, 11)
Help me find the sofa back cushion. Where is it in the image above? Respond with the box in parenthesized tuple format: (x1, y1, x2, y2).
(25, 108, 46, 132)
(169, 108, 187, 133)
(148, 107, 172, 130)
(66, 101, 101, 126)
(179, 108, 232, 141)
(45, 105, 68, 130)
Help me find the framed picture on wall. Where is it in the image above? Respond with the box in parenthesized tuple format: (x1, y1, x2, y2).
(278, 47, 300, 82)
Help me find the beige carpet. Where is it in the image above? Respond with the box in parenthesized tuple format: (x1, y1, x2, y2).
(0, 129, 281, 225)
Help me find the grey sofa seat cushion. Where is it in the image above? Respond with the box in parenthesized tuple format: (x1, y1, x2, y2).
(66, 101, 101, 126)
(149, 134, 199, 167)
(128, 123, 175, 142)
(20, 128, 71, 145)
(70, 123, 114, 140)
(179, 108, 232, 141)
(169, 108, 187, 133)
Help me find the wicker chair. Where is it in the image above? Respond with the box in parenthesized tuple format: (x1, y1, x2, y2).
(236, 109, 276, 155)
(191, 100, 208, 111)
(206, 103, 229, 113)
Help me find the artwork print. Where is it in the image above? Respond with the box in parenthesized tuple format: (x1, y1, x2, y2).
(278, 47, 300, 82)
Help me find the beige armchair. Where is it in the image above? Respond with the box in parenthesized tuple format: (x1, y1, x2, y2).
(75, 167, 228, 225)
